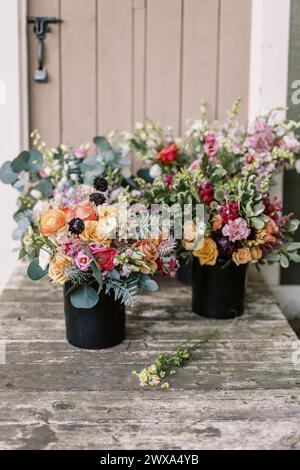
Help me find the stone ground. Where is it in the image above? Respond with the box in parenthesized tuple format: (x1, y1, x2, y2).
(0, 265, 300, 450)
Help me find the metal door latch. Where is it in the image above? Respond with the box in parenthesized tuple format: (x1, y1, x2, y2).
(27, 16, 62, 83)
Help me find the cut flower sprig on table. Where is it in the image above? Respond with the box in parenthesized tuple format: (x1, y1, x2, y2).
(20, 177, 179, 308)
(132, 329, 219, 389)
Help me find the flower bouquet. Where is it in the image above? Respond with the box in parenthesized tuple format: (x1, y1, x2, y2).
(0, 130, 131, 242)
(20, 177, 178, 349)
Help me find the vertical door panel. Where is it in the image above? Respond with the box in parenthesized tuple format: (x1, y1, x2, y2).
(182, 0, 219, 129)
(97, 0, 133, 133)
(60, 0, 97, 147)
(146, 0, 182, 134)
(217, 0, 251, 123)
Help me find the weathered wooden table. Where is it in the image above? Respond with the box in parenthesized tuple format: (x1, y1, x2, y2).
(0, 265, 300, 450)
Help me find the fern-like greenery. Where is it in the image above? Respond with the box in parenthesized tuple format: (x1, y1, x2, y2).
(105, 277, 139, 307)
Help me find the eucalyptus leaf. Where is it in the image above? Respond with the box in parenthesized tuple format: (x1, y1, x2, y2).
(250, 216, 265, 230)
(280, 254, 289, 269)
(252, 203, 265, 217)
(0, 161, 18, 184)
(289, 253, 300, 263)
(11, 151, 30, 173)
(27, 258, 48, 281)
(286, 219, 300, 233)
(70, 285, 99, 309)
(27, 149, 43, 172)
(93, 136, 112, 152)
(37, 179, 53, 198)
(285, 242, 300, 252)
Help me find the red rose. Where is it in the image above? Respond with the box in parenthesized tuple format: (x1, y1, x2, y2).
(157, 144, 179, 165)
(88, 244, 117, 271)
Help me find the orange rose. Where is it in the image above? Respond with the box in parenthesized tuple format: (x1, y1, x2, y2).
(132, 240, 159, 274)
(250, 246, 263, 264)
(48, 254, 72, 284)
(75, 202, 98, 221)
(40, 209, 66, 235)
(232, 248, 251, 266)
(193, 237, 218, 266)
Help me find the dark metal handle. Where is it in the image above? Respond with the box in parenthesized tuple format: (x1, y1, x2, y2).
(27, 16, 62, 82)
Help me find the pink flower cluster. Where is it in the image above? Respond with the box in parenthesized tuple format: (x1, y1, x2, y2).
(247, 121, 275, 154)
(222, 217, 250, 242)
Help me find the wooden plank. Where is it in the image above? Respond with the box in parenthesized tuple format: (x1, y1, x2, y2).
(1, 389, 299, 424)
(0, 360, 299, 392)
(181, 0, 219, 128)
(28, 0, 61, 146)
(60, 0, 97, 146)
(217, 0, 252, 123)
(146, 0, 182, 134)
(5, 340, 297, 365)
(97, 0, 133, 133)
(0, 419, 300, 450)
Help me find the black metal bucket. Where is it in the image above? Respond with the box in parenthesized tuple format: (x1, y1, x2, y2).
(64, 283, 125, 349)
(192, 259, 248, 319)
(176, 260, 193, 285)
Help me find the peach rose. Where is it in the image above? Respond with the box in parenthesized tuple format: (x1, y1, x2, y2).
(80, 220, 112, 247)
(193, 237, 218, 266)
(75, 202, 98, 221)
(40, 209, 66, 235)
(182, 220, 203, 250)
(132, 240, 159, 274)
(48, 254, 72, 284)
(232, 248, 251, 266)
(263, 217, 279, 244)
(250, 246, 263, 264)
(212, 215, 223, 231)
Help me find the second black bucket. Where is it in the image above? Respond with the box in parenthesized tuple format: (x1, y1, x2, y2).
(192, 259, 248, 319)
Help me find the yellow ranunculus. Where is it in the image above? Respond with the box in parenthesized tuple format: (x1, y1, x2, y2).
(193, 237, 218, 266)
(48, 254, 72, 285)
(232, 248, 251, 266)
(80, 220, 112, 246)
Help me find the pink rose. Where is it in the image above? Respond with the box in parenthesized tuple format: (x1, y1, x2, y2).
(75, 250, 92, 271)
(88, 244, 117, 271)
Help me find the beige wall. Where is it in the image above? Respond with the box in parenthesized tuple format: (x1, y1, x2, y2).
(0, 0, 28, 291)
(28, 0, 252, 153)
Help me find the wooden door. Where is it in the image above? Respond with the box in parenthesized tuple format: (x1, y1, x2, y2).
(28, 0, 252, 150)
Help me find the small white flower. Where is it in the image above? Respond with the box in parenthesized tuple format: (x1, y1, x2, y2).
(149, 164, 162, 179)
(31, 190, 42, 200)
(32, 200, 49, 222)
(38, 248, 51, 270)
